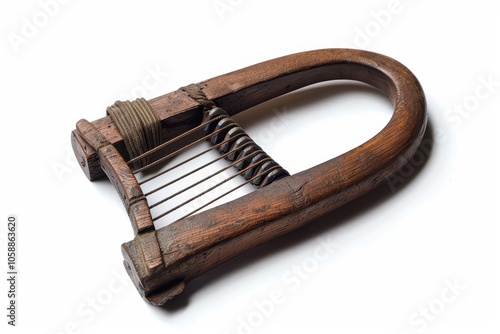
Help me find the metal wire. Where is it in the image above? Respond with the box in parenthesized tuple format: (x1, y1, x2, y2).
(152, 157, 274, 222)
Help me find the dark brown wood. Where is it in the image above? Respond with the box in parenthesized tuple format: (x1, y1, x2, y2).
(74, 49, 427, 305)
(75, 120, 164, 275)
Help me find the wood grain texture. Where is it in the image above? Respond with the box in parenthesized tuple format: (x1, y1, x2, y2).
(74, 49, 427, 305)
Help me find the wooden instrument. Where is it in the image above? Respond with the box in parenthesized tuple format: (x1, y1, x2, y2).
(71, 49, 427, 305)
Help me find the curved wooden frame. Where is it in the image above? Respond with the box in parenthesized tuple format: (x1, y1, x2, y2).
(72, 49, 427, 305)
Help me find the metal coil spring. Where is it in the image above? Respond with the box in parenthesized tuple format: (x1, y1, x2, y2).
(203, 107, 290, 188)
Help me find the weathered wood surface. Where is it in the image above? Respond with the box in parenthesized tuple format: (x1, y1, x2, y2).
(74, 49, 427, 305)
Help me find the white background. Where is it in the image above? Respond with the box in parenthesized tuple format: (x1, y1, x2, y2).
(1, 1, 499, 333)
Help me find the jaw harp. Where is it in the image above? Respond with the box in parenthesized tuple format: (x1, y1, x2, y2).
(71, 49, 427, 305)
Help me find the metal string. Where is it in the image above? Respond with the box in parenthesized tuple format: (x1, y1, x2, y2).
(131, 117, 245, 175)
(149, 149, 265, 210)
(172, 165, 282, 223)
(128, 114, 225, 171)
(118, 109, 260, 223)
(143, 132, 249, 196)
(152, 157, 275, 222)
(114, 106, 285, 224)
(139, 131, 247, 186)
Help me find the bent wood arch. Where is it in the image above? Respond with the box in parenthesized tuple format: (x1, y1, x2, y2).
(72, 49, 427, 305)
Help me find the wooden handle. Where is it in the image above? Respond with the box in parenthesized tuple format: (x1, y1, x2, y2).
(115, 49, 427, 305)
